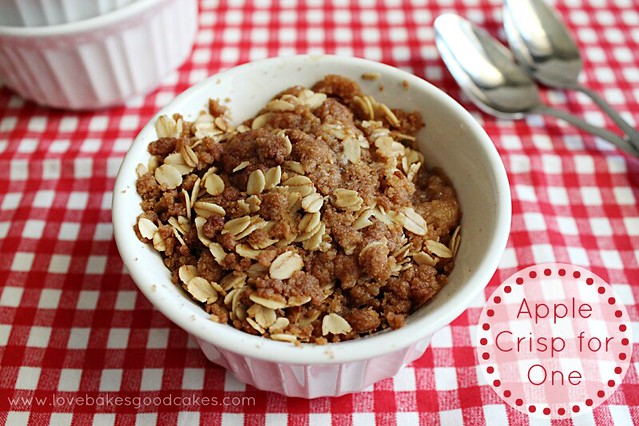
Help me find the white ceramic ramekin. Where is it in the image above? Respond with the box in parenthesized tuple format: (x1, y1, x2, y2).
(113, 55, 512, 398)
(0, 0, 197, 110)
(0, 0, 137, 27)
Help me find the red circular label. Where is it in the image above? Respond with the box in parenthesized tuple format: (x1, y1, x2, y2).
(477, 263, 631, 419)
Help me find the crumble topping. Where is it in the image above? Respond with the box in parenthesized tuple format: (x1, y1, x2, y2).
(134, 75, 461, 344)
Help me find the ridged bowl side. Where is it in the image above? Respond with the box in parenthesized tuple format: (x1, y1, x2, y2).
(0, 0, 197, 109)
(0, 0, 137, 26)
(195, 336, 432, 398)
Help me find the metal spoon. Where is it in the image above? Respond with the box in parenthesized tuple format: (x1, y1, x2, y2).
(433, 14, 638, 157)
(503, 0, 639, 147)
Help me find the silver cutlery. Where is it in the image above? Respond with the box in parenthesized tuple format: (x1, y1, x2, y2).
(434, 14, 638, 157)
(503, 0, 639, 148)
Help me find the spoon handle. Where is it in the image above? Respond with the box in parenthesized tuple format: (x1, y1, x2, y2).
(572, 84, 639, 149)
(534, 104, 639, 157)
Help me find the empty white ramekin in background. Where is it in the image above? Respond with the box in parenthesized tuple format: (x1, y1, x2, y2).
(0, 0, 137, 27)
(113, 55, 512, 398)
(0, 0, 198, 110)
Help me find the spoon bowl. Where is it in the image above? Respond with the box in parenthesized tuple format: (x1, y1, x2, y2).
(503, 0, 581, 88)
(434, 13, 638, 157)
(435, 13, 540, 118)
(503, 0, 639, 146)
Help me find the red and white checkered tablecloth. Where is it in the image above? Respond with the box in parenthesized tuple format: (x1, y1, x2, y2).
(1, 0, 638, 424)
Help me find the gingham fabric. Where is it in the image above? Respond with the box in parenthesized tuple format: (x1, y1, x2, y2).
(1, 0, 637, 424)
